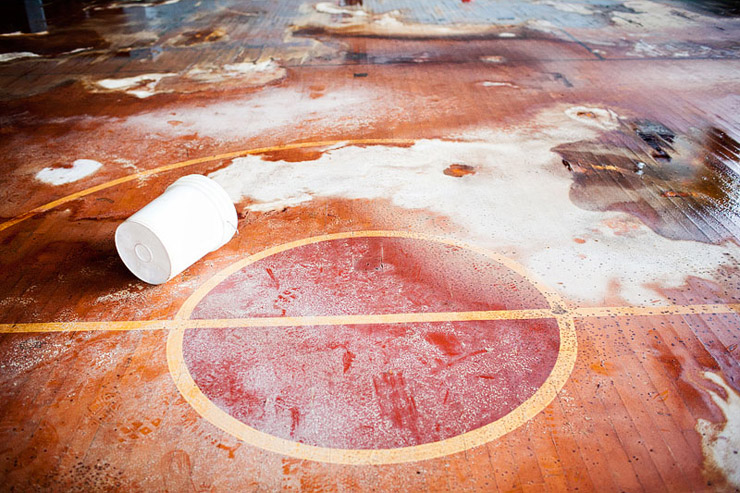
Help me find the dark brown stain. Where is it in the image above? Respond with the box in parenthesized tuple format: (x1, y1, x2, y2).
(554, 124, 740, 244)
(260, 148, 326, 163)
(632, 119, 675, 161)
(650, 338, 725, 422)
(171, 28, 228, 46)
(443, 163, 476, 177)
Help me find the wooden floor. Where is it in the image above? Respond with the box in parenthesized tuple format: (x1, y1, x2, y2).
(1, 0, 739, 490)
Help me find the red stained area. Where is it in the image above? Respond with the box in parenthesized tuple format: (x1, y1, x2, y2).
(184, 319, 559, 449)
(372, 371, 420, 441)
(425, 331, 464, 356)
(192, 237, 551, 320)
(183, 237, 560, 449)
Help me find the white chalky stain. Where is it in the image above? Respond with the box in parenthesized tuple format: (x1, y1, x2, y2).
(96, 73, 174, 98)
(35, 159, 103, 185)
(696, 372, 740, 489)
(123, 86, 387, 141)
(209, 107, 740, 305)
(0, 52, 40, 63)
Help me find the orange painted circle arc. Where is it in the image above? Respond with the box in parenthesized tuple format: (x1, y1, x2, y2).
(166, 230, 577, 465)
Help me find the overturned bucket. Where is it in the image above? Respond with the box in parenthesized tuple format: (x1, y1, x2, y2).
(115, 174, 237, 285)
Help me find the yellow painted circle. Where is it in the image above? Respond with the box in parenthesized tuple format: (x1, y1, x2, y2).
(167, 230, 577, 465)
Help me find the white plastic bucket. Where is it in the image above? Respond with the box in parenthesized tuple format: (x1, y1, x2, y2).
(115, 174, 237, 285)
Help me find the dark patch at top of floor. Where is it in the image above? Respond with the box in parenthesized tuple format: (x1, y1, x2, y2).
(662, 0, 740, 16)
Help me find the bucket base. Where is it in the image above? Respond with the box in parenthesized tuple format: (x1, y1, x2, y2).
(115, 220, 172, 285)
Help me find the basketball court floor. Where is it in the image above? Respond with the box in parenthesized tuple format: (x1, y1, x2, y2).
(0, 0, 739, 490)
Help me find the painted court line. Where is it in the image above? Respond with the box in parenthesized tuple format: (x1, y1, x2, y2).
(164, 230, 579, 466)
(0, 139, 416, 233)
(1, 303, 738, 334)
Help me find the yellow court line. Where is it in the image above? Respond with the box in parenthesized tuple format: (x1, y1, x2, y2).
(0, 138, 416, 233)
(166, 229, 577, 465)
(2, 303, 737, 334)
(0, 308, 557, 334)
(4, 226, 737, 465)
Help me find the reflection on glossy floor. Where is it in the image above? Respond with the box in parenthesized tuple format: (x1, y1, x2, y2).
(1, 0, 739, 490)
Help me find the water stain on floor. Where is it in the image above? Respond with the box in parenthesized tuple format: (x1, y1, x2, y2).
(555, 122, 740, 244)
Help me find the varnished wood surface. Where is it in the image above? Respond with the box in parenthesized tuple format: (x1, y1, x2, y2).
(1, 0, 739, 491)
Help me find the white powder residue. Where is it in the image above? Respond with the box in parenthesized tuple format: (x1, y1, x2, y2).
(35, 159, 103, 185)
(93, 0, 181, 9)
(627, 40, 663, 57)
(61, 47, 94, 55)
(295, 3, 507, 38)
(696, 372, 740, 489)
(91, 61, 285, 97)
(223, 60, 280, 74)
(122, 86, 386, 141)
(480, 81, 518, 88)
(0, 31, 46, 37)
(95, 283, 146, 305)
(0, 52, 40, 63)
(208, 110, 740, 305)
(183, 60, 286, 84)
(96, 73, 174, 98)
(536, 1, 593, 15)
(612, 0, 702, 30)
(626, 40, 713, 58)
(314, 2, 368, 16)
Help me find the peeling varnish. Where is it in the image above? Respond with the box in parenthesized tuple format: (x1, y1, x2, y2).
(696, 372, 740, 489)
(91, 61, 285, 98)
(293, 2, 517, 39)
(95, 73, 174, 99)
(89, 0, 182, 10)
(0, 52, 40, 63)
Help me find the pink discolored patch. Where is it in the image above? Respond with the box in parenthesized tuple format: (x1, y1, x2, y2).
(192, 237, 551, 319)
(183, 237, 561, 449)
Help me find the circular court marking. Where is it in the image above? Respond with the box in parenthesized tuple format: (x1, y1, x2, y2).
(167, 230, 577, 465)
